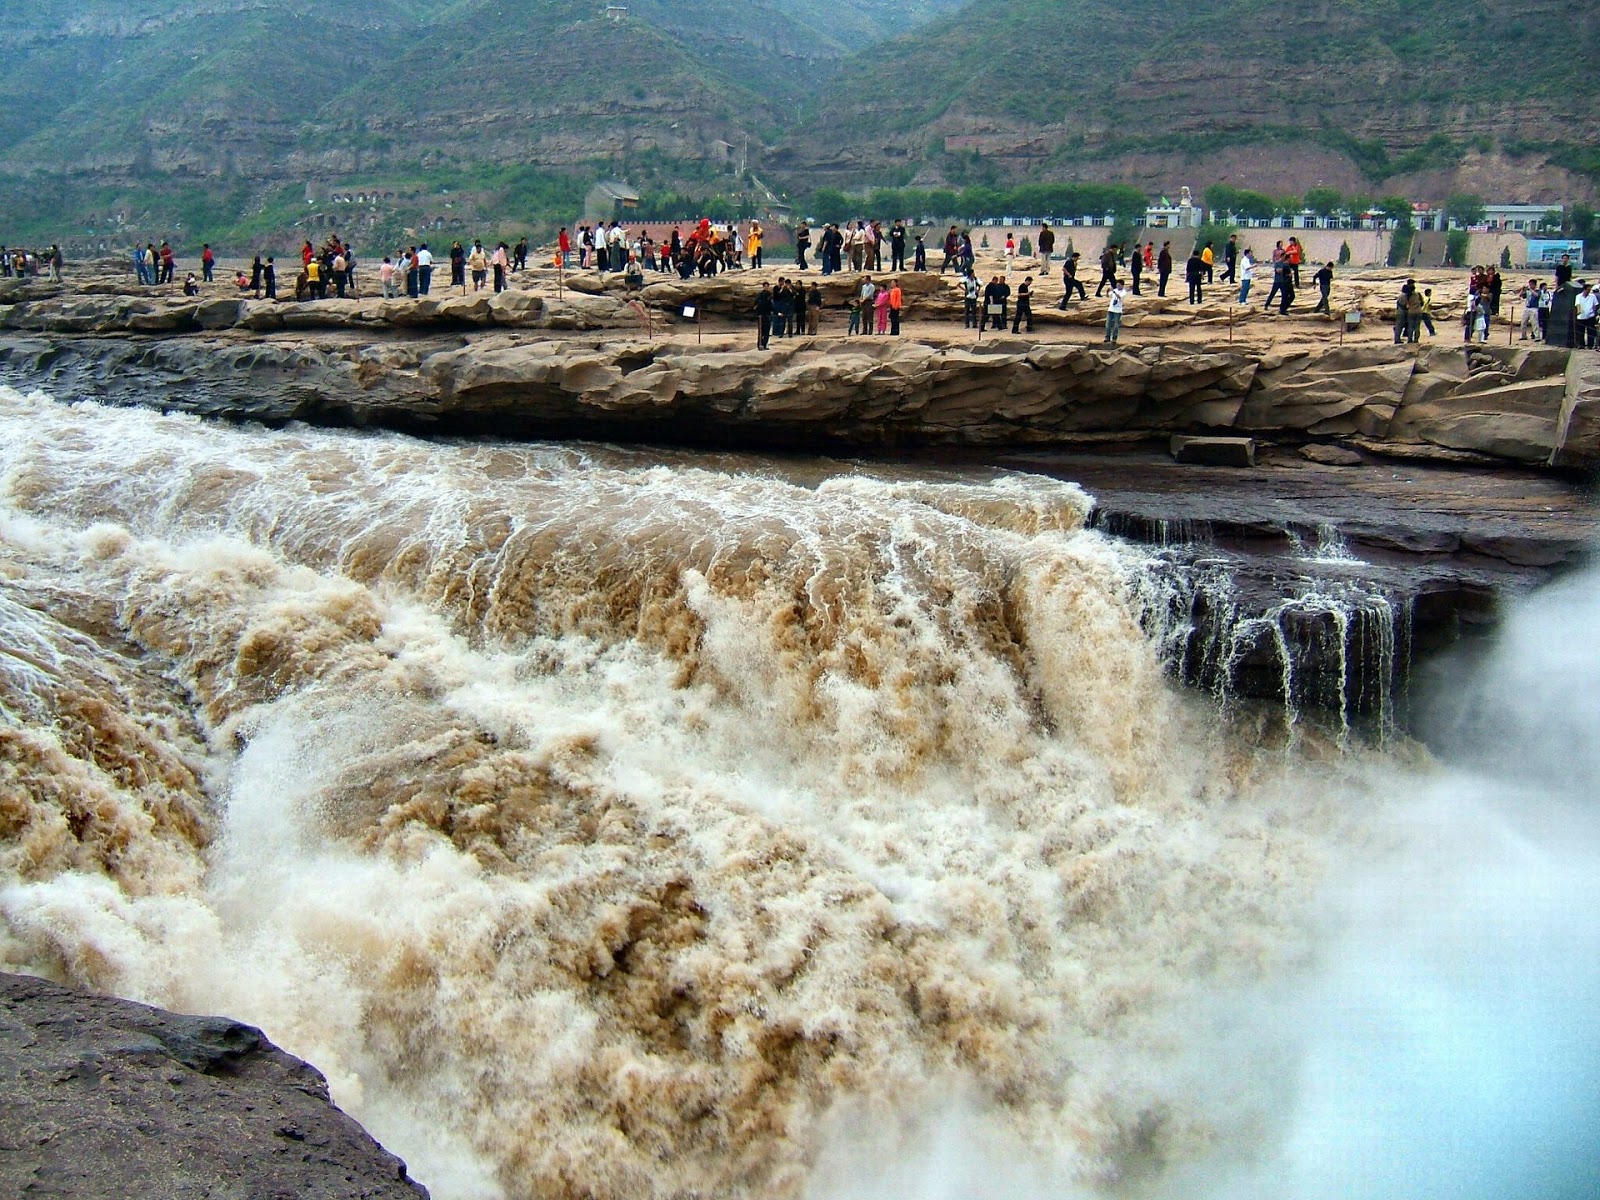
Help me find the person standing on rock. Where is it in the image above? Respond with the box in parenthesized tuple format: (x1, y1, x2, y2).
(492, 242, 509, 293)
(1393, 280, 1415, 344)
(1221, 234, 1239, 284)
(1129, 245, 1143, 296)
(1519, 279, 1540, 340)
(416, 244, 434, 295)
(331, 248, 348, 298)
(467, 241, 488, 292)
(1185, 248, 1205, 304)
(914, 233, 927, 271)
(1576, 282, 1598, 349)
(263, 256, 276, 300)
(1311, 261, 1333, 314)
(890, 220, 907, 272)
(772, 278, 791, 338)
(874, 283, 892, 334)
(514, 237, 528, 272)
(962, 270, 980, 328)
(941, 226, 961, 273)
(1011, 275, 1035, 333)
(1157, 241, 1173, 297)
(379, 256, 396, 299)
(200, 244, 214, 283)
(795, 222, 811, 270)
(1058, 251, 1086, 309)
(1104, 278, 1126, 344)
(1200, 241, 1215, 284)
(755, 283, 773, 349)
(1537, 281, 1553, 340)
(404, 247, 419, 298)
(1037, 222, 1055, 273)
(159, 241, 175, 285)
(748, 221, 763, 270)
(1276, 258, 1296, 314)
(450, 241, 466, 291)
(1237, 248, 1255, 305)
(1420, 288, 1438, 338)
(807, 282, 823, 335)
(1555, 254, 1574, 290)
(981, 274, 1010, 333)
(249, 255, 263, 299)
(1095, 244, 1117, 296)
(1488, 266, 1504, 316)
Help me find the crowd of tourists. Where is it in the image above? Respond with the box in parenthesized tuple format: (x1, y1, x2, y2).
(1, 245, 63, 280)
(14, 212, 1598, 351)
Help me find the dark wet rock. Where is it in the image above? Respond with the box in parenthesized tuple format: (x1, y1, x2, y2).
(1299, 443, 1365, 465)
(1171, 435, 1256, 466)
(0, 971, 429, 1200)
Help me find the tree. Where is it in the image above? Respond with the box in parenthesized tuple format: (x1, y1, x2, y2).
(1377, 195, 1414, 226)
(1376, 195, 1416, 265)
(1338, 241, 1352, 266)
(809, 187, 850, 224)
(1444, 229, 1470, 267)
(1205, 184, 1278, 223)
(1500, 245, 1513, 268)
(925, 189, 958, 219)
(957, 186, 1005, 220)
(1443, 192, 1487, 228)
(1304, 186, 1343, 218)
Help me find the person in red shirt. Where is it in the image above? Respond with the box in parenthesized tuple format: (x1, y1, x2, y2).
(301, 240, 314, 266)
(557, 226, 571, 267)
(1284, 237, 1304, 288)
(201, 243, 215, 282)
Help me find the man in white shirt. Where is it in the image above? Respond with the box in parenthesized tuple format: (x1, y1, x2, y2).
(415, 243, 434, 294)
(1104, 278, 1126, 344)
(1576, 282, 1598, 349)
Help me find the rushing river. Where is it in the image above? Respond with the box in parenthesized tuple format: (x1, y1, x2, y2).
(0, 385, 1594, 1200)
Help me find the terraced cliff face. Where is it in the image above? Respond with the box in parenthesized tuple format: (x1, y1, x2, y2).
(776, 0, 1600, 199)
(0, 0, 1595, 245)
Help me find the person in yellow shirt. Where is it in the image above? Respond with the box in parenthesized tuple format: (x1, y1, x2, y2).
(748, 221, 763, 269)
(1200, 241, 1215, 283)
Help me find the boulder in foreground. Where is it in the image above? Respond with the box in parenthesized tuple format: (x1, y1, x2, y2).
(0, 971, 429, 1200)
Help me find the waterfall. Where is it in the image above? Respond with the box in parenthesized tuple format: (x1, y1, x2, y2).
(0, 384, 1591, 1200)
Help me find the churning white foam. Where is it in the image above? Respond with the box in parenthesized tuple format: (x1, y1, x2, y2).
(0, 384, 1592, 1199)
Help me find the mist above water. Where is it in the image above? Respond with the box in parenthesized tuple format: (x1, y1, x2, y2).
(0, 385, 1592, 1200)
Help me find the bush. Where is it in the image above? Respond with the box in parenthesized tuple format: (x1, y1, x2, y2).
(1387, 227, 1416, 266)
(980, 232, 990, 249)
(1338, 240, 1352, 265)
(1019, 236, 1033, 256)
(1501, 245, 1513, 268)
(1444, 230, 1470, 267)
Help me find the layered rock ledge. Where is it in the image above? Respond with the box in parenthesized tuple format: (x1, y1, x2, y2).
(2, 324, 1596, 472)
(0, 971, 428, 1200)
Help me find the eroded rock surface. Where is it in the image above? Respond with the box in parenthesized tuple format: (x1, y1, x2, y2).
(1, 324, 1594, 470)
(0, 972, 429, 1200)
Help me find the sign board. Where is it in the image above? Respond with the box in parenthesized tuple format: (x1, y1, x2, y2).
(1527, 239, 1584, 265)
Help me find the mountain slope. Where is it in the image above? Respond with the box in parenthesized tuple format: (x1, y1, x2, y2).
(775, 0, 1600, 200)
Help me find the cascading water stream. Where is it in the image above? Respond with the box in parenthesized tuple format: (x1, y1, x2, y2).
(0, 384, 1592, 1200)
